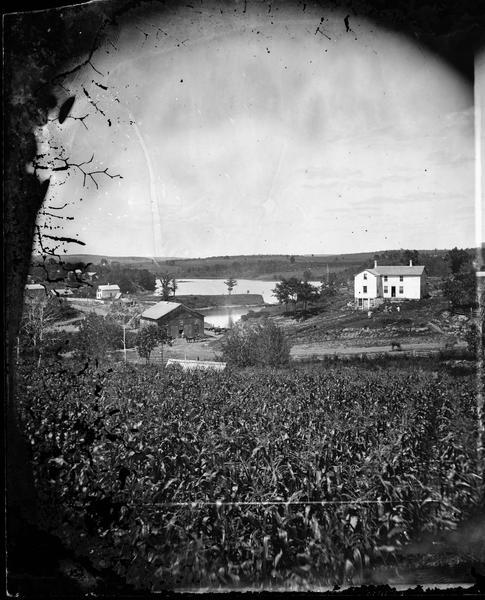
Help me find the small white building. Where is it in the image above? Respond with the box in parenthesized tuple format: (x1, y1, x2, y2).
(25, 283, 46, 300)
(96, 284, 121, 300)
(354, 261, 426, 310)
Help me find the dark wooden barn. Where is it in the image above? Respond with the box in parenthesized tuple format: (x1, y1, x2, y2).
(139, 301, 204, 339)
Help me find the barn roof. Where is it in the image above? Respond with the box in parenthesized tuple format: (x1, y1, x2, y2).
(362, 266, 425, 277)
(25, 284, 45, 291)
(140, 301, 182, 320)
(140, 301, 204, 320)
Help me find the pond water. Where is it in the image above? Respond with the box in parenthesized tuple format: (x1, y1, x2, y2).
(170, 278, 281, 304)
(157, 278, 322, 304)
(200, 305, 267, 329)
(154, 278, 321, 329)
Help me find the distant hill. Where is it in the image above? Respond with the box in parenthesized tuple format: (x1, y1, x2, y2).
(42, 255, 184, 264)
(42, 248, 476, 281)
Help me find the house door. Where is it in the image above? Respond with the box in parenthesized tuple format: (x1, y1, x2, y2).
(391, 286, 396, 298)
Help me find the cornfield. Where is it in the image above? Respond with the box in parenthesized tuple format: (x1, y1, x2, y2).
(16, 359, 481, 590)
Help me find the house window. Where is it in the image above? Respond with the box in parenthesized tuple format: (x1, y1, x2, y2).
(399, 286, 404, 294)
(384, 286, 388, 294)
(363, 286, 367, 293)
(399, 276, 404, 282)
(384, 276, 388, 282)
(363, 273, 367, 280)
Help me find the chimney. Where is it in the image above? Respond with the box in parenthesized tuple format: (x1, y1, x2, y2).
(409, 260, 413, 267)
(374, 260, 377, 268)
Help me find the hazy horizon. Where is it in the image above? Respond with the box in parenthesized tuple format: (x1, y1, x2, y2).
(46, 245, 478, 263)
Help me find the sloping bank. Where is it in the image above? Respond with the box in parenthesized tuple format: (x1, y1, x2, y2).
(172, 294, 265, 309)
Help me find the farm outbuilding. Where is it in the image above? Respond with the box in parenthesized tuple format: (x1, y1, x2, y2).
(24, 283, 46, 300)
(139, 301, 204, 339)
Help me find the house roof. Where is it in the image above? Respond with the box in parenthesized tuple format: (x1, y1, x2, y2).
(25, 284, 45, 291)
(140, 301, 203, 320)
(362, 265, 425, 277)
(52, 288, 73, 295)
(97, 284, 120, 291)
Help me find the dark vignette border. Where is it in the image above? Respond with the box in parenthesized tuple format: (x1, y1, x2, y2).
(3, 0, 485, 597)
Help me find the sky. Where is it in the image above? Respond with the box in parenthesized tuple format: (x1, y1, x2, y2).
(34, 1, 477, 258)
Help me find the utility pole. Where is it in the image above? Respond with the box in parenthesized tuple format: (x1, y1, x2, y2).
(123, 312, 140, 364)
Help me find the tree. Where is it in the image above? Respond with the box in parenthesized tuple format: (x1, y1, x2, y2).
(118, 273, 136, 294)
(302, 269, 313, 282)
(320, 280, 337, 300)
(441, 249, 476, 311)
(442, 269, 477, 310)
(157, 273, 177, 300)
(136, 324, 165, 364)
(171, 277, 178, 298)
(108, 301, 142, 361)
(402, 249, 420, 265)
(224, 277, 237, 295)
(273, 279, 291, 309)
(446, 247, 472, 275)
(19, 296, 62, 366)
(296, 280, 319, 311)
(273, 277, 300, 311)
(136, 269, 156, 292)
(75, 313, 123, 365)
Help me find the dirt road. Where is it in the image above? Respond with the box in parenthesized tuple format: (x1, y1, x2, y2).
(290, 340, 468, 359)
(115, 336, 220, 364)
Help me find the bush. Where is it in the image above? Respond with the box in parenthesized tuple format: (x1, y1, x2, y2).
(221, 319, 290, 367)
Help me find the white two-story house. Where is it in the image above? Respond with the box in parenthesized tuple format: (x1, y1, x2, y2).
(354, 260, 426, 310)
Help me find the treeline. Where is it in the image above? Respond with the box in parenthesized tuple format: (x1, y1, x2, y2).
(32, 248, 477, 291)
(159, 249, 472, 281)
(30, 259, 156, 296)
(93, 263, 156, 295)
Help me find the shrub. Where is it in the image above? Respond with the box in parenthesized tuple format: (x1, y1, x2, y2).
(221, 319, 290, 367)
